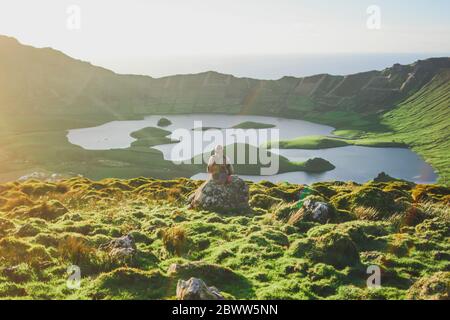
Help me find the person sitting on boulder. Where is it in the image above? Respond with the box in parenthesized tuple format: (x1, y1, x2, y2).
(207, 145, 234, 184)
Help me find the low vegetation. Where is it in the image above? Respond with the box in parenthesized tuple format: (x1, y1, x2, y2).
(157, 118, 172, 127)
(129, 127, 175, 148)
(0, 176, 448, 300)
(266, 135, 407, 150)
(232, 121, 276, 129)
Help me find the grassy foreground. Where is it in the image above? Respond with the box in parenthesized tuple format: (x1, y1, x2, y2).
(0, 177, 448, 300)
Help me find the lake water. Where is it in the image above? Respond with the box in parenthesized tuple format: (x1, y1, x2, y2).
(67, 114, 437, 184)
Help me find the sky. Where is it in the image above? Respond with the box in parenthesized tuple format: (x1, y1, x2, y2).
(0, 0, 449, 77)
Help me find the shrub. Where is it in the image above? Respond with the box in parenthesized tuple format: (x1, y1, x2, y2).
(288, 209, 305, 226)
(354, 206, 381, 220)
(161, 226, 187, 256)
(272, 202, 296, 221)
(332, 186, 401, 217)
(58, 236, 108, 274)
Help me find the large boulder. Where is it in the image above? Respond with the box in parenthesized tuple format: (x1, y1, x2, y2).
(301, 199, 334, 224)
(176, 277, 225, 300)
(189, 176, 250, 213)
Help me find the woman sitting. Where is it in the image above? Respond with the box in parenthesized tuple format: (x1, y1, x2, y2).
(207, 145, 234, 184)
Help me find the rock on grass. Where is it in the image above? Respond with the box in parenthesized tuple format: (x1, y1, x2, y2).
(177, 277, 225, 300)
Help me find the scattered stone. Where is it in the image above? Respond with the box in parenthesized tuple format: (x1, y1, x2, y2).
(189, 176, 250, 213)
(176, 277, 225, 300)
(100, 234, 137, 261)
(302, 199, 334, 223)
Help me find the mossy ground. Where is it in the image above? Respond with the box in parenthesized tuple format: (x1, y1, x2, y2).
(0, 177, 448, 300)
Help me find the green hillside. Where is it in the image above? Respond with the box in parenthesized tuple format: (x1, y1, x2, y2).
(380, 70, 450, 185)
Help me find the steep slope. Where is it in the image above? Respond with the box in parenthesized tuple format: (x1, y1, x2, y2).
(381, 70, 450, 184)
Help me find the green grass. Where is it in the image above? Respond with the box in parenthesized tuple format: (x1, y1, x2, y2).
(0, 177, 448, 300)
(266, 135, 407, 150)
(129, 127, 175, 147)
(157, 118, 172, 127)
(332, 130, 365, 139)
(378, 70, 450, 185)
(232, 121, 276, 129)
(267, 136, 350, 149)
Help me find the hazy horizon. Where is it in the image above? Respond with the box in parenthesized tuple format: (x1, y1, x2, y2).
(1, 0, 450, 78)
(3, 34, 449, 79)
(98, 52, 450, 80)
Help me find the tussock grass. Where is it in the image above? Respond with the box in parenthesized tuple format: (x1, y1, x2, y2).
(0, 177, 448, 300)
